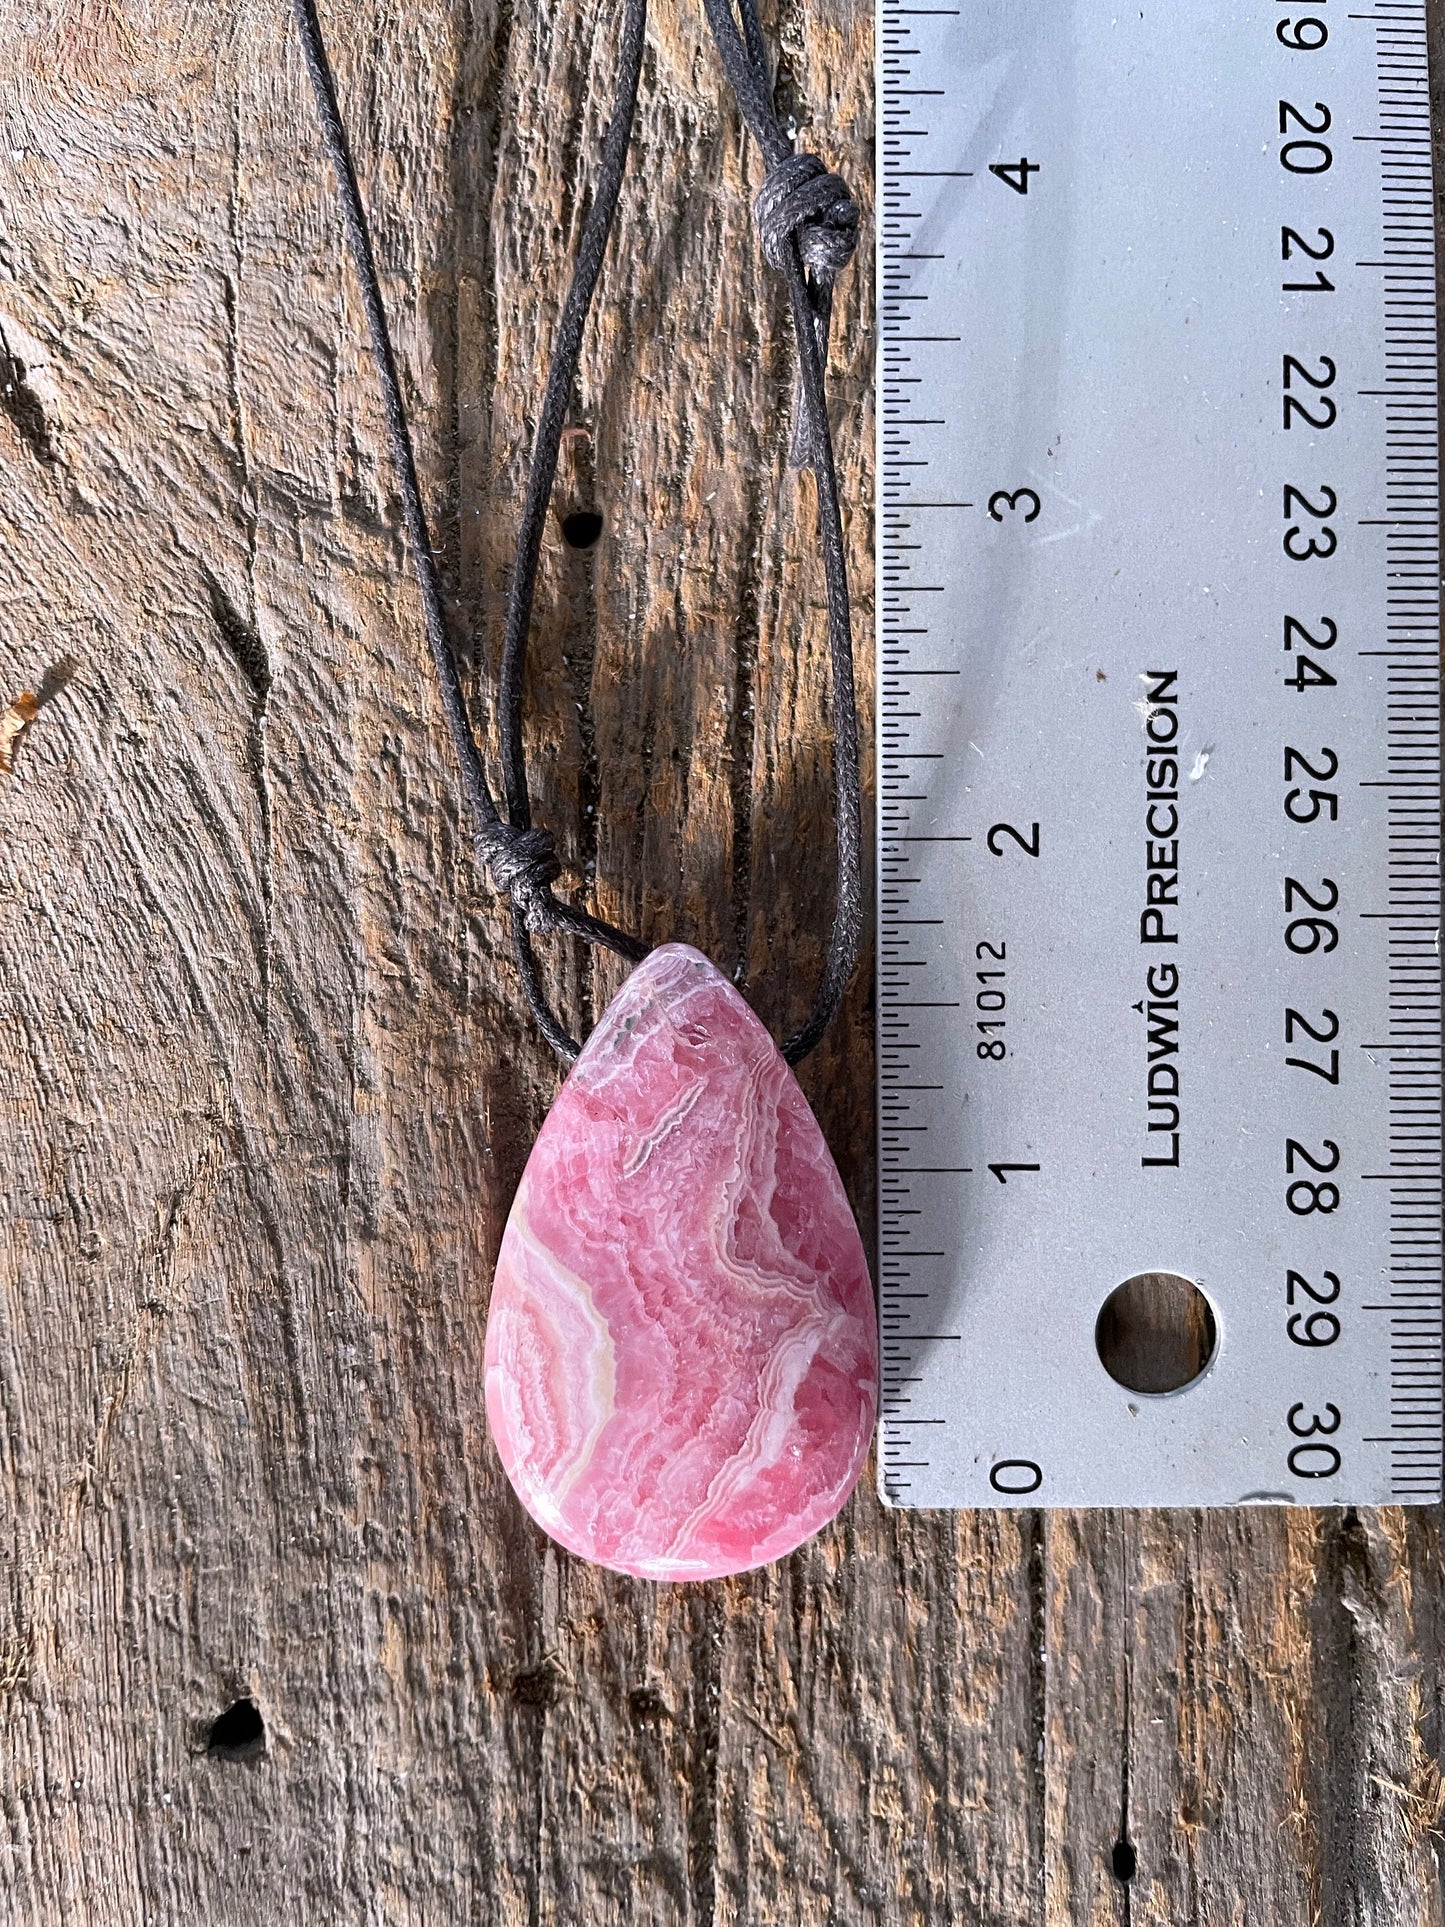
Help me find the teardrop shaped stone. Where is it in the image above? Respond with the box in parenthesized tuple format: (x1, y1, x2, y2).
(484, 943, 878, 1580)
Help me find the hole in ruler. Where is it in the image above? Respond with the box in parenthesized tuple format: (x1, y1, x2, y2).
(1095, 1272, 1216, 1396)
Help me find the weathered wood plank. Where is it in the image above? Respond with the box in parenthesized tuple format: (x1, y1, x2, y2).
(0, 2, 1442, 1923)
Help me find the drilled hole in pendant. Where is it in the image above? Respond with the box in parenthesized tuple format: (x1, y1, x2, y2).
(1095, 1271, 1216, 1395)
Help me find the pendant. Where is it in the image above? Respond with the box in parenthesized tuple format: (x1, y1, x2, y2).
(484, 943, 878, 1580)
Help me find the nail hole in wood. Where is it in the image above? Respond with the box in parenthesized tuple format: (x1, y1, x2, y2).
(1095, 1271, 1216, 1395)
(554, 425, 602, 550)
(205, 1698, 265, 1761)
(628, 1683, 672, 1725)
(511, 1661, 562, 1708)
(560, 509, 604, 550)
(1112, 1839, 1137, 1883)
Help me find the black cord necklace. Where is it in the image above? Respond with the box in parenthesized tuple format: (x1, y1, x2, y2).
(291, 0, 877, 1581)
(291, 0, 860, 1065)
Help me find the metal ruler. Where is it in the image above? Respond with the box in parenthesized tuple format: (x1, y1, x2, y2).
(876, 0, 1441, 1506)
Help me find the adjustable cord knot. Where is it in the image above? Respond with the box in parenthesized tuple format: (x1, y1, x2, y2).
(754, 151, 858, 281)
(480, 821, 563, 929)
(753, 152, 858, 467)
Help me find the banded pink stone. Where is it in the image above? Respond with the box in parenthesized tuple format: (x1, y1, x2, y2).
(484, 943, 878, 1580)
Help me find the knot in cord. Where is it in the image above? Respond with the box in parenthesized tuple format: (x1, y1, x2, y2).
(754, 151, 858, 282)
(752, 150, 857, 467)
(479, 821, 562, 929)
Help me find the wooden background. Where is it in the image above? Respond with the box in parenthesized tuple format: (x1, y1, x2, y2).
(0, 0, 1442, 1920)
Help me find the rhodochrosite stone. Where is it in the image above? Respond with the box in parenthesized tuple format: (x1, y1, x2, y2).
(484, 943, 877, 1580)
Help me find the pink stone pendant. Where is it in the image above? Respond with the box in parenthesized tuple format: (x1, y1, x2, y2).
(484, 943, 878, 1580)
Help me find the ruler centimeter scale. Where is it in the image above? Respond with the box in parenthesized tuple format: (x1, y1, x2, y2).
(877, 0, 1442, 1506)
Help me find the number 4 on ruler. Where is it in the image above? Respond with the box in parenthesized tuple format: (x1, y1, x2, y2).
(989, 156, 1039, 195)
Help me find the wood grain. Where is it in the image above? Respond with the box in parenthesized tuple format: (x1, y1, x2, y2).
(0, 1, 1440, 1921)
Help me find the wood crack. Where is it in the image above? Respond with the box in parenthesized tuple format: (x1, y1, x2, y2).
(0, 315, 59, 467)
(1026, 1508, 1049, 1923)
(220, 77, 273, 1045)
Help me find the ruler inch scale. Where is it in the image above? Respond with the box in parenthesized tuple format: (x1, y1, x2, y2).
(876, 1, 1442, 1508)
